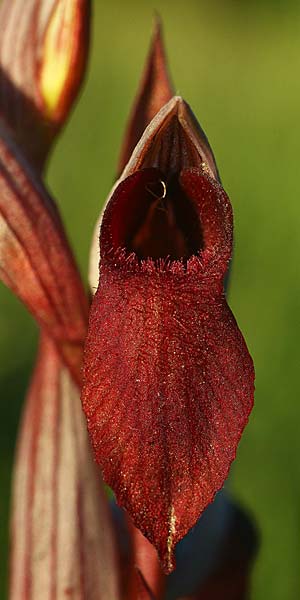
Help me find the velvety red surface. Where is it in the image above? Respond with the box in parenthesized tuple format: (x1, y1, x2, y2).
(82, 167, 254, 573)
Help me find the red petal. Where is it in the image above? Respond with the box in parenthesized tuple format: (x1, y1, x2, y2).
(0, 132, 88, 383)
(82, 169, 254, 573)
(10, 334, 121, 599)
(0, 0, 90, 168)
(117, 17, 173, 175)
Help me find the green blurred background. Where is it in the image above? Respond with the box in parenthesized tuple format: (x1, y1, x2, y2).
(1, 0, 300, 597)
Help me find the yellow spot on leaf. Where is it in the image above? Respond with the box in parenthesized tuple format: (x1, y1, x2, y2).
(167, 505, 176, 571)
(40, 0, 77, 119)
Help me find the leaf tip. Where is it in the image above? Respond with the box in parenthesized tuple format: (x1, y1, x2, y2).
(117, 16, 174, 174)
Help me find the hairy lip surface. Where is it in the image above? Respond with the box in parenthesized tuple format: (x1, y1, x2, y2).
(83, 98, 254, 573)
(82, 164, 254, 573)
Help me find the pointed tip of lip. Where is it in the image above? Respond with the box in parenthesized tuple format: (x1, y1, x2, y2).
(120, 92, 220, 184)
(173, 95, 185, 107)
(162, 95, 188, 119)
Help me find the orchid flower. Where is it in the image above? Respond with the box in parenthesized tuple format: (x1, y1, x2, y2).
(0, 3, 257, 599)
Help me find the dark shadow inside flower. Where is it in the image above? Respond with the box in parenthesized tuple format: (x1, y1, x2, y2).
(131, 177, 203, 261)
(103, 167, 204, 264)
(117, 172, 204, 261)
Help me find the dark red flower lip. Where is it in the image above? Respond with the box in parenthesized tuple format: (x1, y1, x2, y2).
(84, 93, 254, 574)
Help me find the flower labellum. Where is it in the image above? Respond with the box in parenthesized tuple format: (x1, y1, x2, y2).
(82, 97, 255, 573)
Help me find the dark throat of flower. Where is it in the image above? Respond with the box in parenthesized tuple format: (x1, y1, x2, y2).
(113, 171, 204, 262)
(100, 100, 232, 276)
(101, 112, 217, 268)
